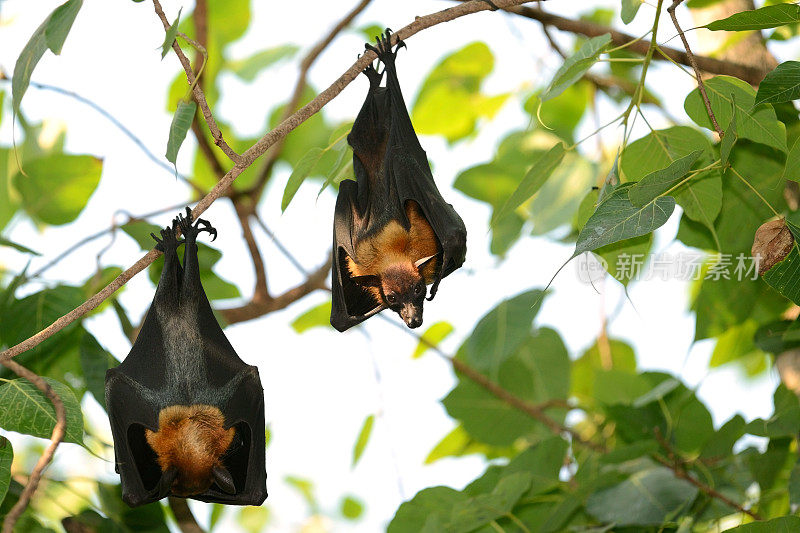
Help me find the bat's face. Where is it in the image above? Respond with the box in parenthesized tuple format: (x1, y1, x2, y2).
(380, 263, 426, 328)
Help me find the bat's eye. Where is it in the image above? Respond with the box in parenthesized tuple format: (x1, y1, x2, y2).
(414, 284, 424, 295)
(386, 293, 397, 304)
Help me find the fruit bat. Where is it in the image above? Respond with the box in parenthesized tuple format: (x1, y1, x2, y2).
(330, 29, 467, 332)
(105, 209, 267, 507)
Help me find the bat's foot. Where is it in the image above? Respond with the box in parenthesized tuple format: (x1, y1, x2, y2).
(151, 220, 180, 253)
(175, 206, 218, 242)
(359, 54, 383, 87)
(365, 28, 405, 66)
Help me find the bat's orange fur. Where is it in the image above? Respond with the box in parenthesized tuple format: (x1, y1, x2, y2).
(145, 405, 234, 496)
(346, 201, 439, 301)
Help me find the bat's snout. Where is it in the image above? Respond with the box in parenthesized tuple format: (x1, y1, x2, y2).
(400, 304, 423, 329)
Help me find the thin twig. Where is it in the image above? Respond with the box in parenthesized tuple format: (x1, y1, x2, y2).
(168, 497, 206, 533)
(486, 3, 766, 85)
(252, 214, 309, 276)
(233, 203, 269, 300)
(377, 315, 604, 452)
(220, 253, 331, 325)
(653, 428, 760, 520)
(0, 78, 205, 196)
(0, 360, 66, 533)
(152, 0, 242, 164)
(250, 0, 373, 198)
(0, 0, 525, 363)
(667, 0, 723, 137)
(29, 203, 187, 279)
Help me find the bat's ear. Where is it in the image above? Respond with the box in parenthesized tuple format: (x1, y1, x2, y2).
(351, 274, 381, 288)
(212, 464, 236, 494)
(157, 467, 178, 498)
(414, 255, 437, 270)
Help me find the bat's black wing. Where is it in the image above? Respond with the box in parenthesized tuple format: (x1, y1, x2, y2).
(380, 33, 467, 297)
(106, 213, 266, 507)
(330, 31, 467, 331)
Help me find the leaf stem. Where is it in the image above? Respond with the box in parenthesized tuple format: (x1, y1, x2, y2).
(729, 167, 781, 217)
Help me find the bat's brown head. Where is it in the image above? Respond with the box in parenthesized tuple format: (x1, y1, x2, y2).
(353, 255, 436, 329)
(145, 405, 237, 497)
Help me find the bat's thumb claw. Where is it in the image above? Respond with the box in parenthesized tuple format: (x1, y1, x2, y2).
(212, 465, 236, 494)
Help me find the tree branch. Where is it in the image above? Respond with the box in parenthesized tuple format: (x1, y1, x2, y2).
(653, 428, 760, 520)
(168, 497, 205, 533)
(249, 0, 374, 198)
(491, 3, 766, 85)
(0, 360, 66, 533)
(220, 253, 332, 325)
(0, 0, 529, 364)
(152, 0, 242, 164)
(233, 202, 269, 301)
(667, 0, 723, 137)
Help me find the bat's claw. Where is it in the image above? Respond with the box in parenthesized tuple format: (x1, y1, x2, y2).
(174, 207, 216, 242)
(195, 218, 218, 241)
(367, 27, 403, 67)
(152, 225, 179, 253)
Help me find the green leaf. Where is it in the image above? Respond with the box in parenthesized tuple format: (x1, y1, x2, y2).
(701, 414, 745, 459)
(725, 517, 800, 532)
(388, 487, 467, 533)
(720, 100, 738, 167)
(0, 286, 85, 361)
(572, 338, 637, 403)
(0, 377, 84, 444)
(463, 289, 546, 375)
(465, 437, 567, 497)
(413, 321, 454, 358)
(282, 147, 324, 211)
(585, 467, 698, 526)
(628, 150, 703, 206)
(448, 472, 532, 532)
(492, 143, 566, 225)
(542, 34, 611, 101)
(229, 45, 299, 81)
(784, 136, 800, 181)
(160, 8, 182, 59)
(412, 42, 506, 142)
(0, 437, 12, 505)
(291, 300, 332, 333)
(755, 61, 800, 106)
(340, 495, 364, 520)
(237, 507, 271, 533)
(790, 459, 800, 508)
(45, 0, 82, 55)
(12, 17, 49, 114)
(762, 221, 800, 305)
(285, 475, 317, 511)
(352, 414, 374, 467)
(684, 76, 786, 152)
(444, 328, 569, 446)
(165, 100, 196, 169)
(622, 126, 721, 237)
(621, 0, 642, 24)
(705, 4, 800, 31)
(746, 384, 800, 438)
(574, 184, 675, 256)
(0, 237, 40, 255)
(425, 425, 514, 464)
(12, 153, 102, 226)
(121, 220, 161, 250)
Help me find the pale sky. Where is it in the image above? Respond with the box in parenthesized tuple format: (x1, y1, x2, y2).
(0, 1, 789, 531)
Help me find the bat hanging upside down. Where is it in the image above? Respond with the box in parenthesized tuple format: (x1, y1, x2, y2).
(330, 29, 467, 331)
(105, 209, 267, 507)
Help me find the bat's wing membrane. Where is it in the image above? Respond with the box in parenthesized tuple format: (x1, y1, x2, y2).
(330, 179, 386, 331)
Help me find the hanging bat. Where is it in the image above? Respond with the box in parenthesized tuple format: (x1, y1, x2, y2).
(105, 209, 267, 507)
(330, 29, 467, 332)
